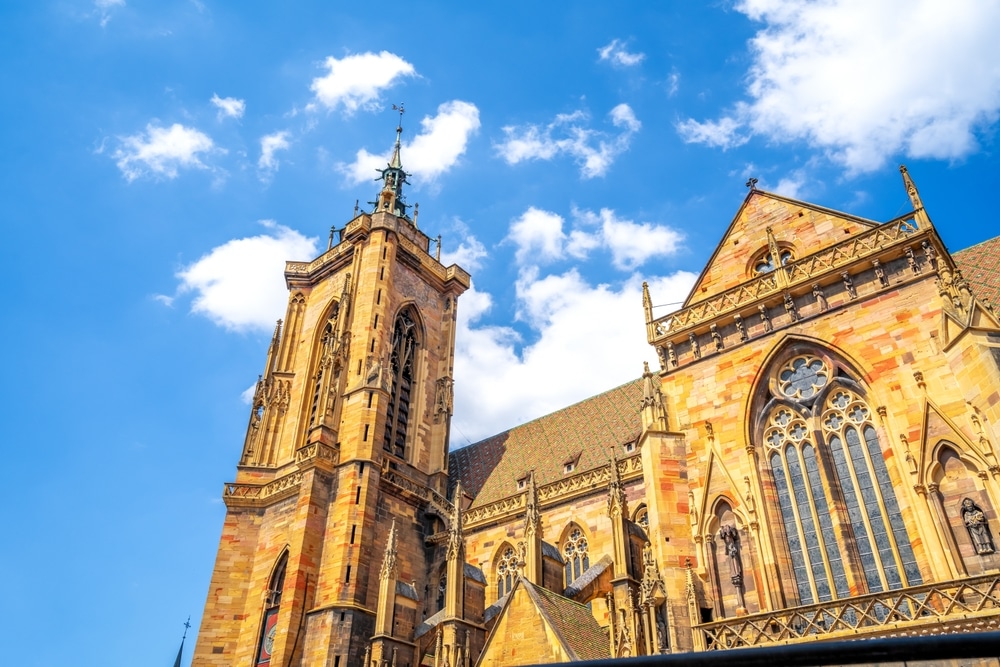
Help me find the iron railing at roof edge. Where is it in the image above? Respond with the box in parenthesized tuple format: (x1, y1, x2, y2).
(530, 630, 1000, 666)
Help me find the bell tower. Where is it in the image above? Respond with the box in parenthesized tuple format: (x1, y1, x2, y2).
(193, 116, 471, 667)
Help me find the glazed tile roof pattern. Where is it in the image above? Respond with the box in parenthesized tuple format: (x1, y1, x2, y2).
(954, 235, 1000, 307)
(526, 580, 610, 661)
(449, 377, 644, 508)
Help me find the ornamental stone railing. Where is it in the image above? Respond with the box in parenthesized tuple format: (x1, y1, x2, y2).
(381, 468, 456, 518)
(463, 454, 643, 529)
(649, 214, 921, 343)
(696, 573, 1000, 651)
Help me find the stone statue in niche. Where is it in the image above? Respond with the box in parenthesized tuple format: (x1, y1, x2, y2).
(758, 304, 772, 332)
(873, 259, 889, 288)
(812, 284, 829, 312)
(783, 292, 799, 321)
(710, 323, 723, 351)
(734, 314, 748, 341)
(922, 240, 938, 271)
(666, 341, 677, 367)
(689, 332, 701, 360)
(905, 247, 920, 274)
(719, 525, 747, 612)
(961, 498, 996, 555)
(842, 272, 857, 299)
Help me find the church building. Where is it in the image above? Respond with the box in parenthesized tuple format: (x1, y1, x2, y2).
(192, 123, 1000, 666)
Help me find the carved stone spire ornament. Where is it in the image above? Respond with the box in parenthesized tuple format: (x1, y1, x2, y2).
(608, 453, 627, 518)
(380, 519, 398, 581)
(447, 484, 464, 561)
(641, 361, 668, 432)
(523, 472, 540, 539)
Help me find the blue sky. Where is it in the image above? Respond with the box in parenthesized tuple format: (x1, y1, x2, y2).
(3, 1, 1000, 665)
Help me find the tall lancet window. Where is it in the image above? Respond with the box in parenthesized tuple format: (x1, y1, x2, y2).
(256, 551, 288, 667)
(496, 545, 517, 599)
(562, 526, 590, 586)
(761, 351, 921, 606)
(309, 302, 340, 427)
(384, 307, 418, 459)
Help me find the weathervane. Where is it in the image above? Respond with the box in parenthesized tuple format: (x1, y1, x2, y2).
(745, 177, 758, 190)
(392, 102, 405, 127)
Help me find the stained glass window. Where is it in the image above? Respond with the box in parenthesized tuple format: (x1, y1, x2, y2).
(563, 527, 590, 586)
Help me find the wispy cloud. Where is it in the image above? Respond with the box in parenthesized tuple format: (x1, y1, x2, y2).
(95, 0, 124, 27)
(496, 104, 641, 178)
(597, 39, 646, 67)
(678, 0, 1000, 173)
(172, 221, 319, 331)
(112, 123, 218, 181)
(340, 100, 480, 184)
(310, 51, 416, 114)
(258, 130, 291, 180)
(211, 94, 245, 120)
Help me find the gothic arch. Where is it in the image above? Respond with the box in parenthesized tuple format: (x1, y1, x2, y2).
(383, 304, 425, 461)
(704, 499, 759, 618)
(929, 442, 1000, 575)
(491, 542, 518, 603)
(255, 548, 289, 667)
(558, 522, 591, 587)
(750, 339, 923, 607)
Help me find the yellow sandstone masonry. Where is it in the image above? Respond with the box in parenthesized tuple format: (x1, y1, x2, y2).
(195, 159, 1000, 666)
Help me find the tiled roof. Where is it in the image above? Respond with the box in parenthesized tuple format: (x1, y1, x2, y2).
(449, 378, 644, 508)
(954, 235, 1000, 307)
(525, 580, 611, 661)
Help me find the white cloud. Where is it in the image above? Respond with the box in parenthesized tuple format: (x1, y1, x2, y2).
(496, 105, 641, 178)
(679, 0, 1000, 173)
(597, 39, 646, 67)
(508, 207, 568, 265)
(258, 130, 291, 178)
(211, 94, 245, 120)
(676, 115, 749, 149)
(593, 209, 684, 270)
(113, 123, 217, 181)
(95, 0, 124, 26)
(310, 51, 416, 113)
(340, 100, 480, 184)
(451, 270, 697, 443)
(440, 236, 488, 272)
(174, 221, 320, 331)
(667, 69, 680, 97)
(505, 206, 683, 269)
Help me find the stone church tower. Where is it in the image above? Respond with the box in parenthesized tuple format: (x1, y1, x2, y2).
(192, 121, 471, 666)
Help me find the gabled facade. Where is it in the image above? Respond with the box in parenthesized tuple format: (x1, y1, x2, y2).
(194, 160, 1000, 666)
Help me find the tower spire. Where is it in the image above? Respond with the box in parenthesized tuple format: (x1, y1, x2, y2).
(373, 104, 411, 218)
(172, 616, 191, 667)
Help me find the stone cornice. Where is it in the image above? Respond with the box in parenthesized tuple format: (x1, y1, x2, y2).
(222, 443, 338, 508)
(463, 454, 644, 530)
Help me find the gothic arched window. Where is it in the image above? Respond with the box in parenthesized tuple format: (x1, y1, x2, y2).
(762, 352, 921, 606)
(496, 545, 517, 599)
(753, 248, 794, 276)
(384, 307, 418, 459)
(256, 551, 288, 667)
(562, 526, 590, 586)
(309, 302, 340, 427)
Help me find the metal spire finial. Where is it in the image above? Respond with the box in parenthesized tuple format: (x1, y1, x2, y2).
(746, 177, 758, 190)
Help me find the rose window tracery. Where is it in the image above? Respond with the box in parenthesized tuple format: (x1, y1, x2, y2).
(778, 356, 829, 400)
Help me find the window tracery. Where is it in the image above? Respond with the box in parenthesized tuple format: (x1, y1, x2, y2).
(562, 526, 590, 586)
(256, 551, 287, 667)
(496, 545, 517, 599)
(384, 308, 418, 459)
(761, 350, 921, 606)
(753, 248, 793, 275)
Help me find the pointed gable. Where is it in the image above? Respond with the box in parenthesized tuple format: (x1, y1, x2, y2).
(685, 190, 879, 306)
(477, 578, 609, 666)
